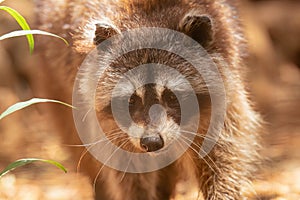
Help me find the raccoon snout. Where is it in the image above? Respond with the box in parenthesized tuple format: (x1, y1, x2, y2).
(140, 135, 164, 152)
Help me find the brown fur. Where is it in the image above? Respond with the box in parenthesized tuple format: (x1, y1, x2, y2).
(33, 0, 261, 199)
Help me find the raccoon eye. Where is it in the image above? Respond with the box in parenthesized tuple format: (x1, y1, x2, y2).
(168, 93, 177, 101)
(162, 89, 178, 105)
(129, 96, 136, 105)
(128, 94, 141, 106)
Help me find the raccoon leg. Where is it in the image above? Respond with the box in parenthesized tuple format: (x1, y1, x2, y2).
(197, 153, 248, 200)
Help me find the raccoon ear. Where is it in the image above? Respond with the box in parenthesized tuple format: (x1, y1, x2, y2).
(94, 22, 119, 46)
(179, 14, 214, 48)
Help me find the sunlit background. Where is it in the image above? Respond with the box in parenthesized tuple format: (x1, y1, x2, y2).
(0, 0, 299, 199)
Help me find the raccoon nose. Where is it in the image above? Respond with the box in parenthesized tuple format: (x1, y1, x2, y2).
(140, 135, 164, 152)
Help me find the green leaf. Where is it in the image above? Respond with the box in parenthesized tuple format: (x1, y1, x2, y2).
(0, 29, 69, 45)
(0, 98, 75, 120)
(0, 158, 67, 178)
(0, 6, 34, 53)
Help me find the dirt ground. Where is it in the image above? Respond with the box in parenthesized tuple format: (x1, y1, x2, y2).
(0, 0, 299, 199)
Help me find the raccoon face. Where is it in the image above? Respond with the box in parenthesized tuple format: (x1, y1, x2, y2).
(95, 55, 212, 153)
(92, 11, 215, 153)
(98, 83, 191, 152)
(122, 83, 181, 152)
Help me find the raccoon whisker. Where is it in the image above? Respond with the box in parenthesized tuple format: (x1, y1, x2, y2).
(178, 136, 218, 175)
(119, 151, 133, 183)
(175, 139, 195, 165)
(180, 134, 221, 174)
(99, 133, 128, 148)
(87, 132, 126, 147)
(180, 129, 219, 142)
(77, 145, 93, 173)
(65, 128, 123, 147)
(180, 130, 226, 150)
(93, 138, 130, 190)
(82, 107, 92, 122)
(105, 128, 124, 134)
(179, 136, 217, 175)
(77, 133, 126, 172)
(92, 138, 130, 185)
(70, 133, 122, 147)
(77, 139, 104, 172)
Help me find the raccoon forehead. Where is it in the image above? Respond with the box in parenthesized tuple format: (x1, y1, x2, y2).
(111, 82, 145, 98)
(110, 72, 195, 98)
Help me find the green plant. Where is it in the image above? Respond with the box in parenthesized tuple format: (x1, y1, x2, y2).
(0, 98, 72, 177)
(0, 98, 74, 120)
(0, 158, 67, 178)
(0, 3, 70, 178)
(0, 4, 68, 53)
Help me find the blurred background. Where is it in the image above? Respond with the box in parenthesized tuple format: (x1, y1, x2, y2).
(0, 0, 299, 199)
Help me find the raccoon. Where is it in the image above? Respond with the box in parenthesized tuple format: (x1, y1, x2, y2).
(34, 0, 261, 199)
